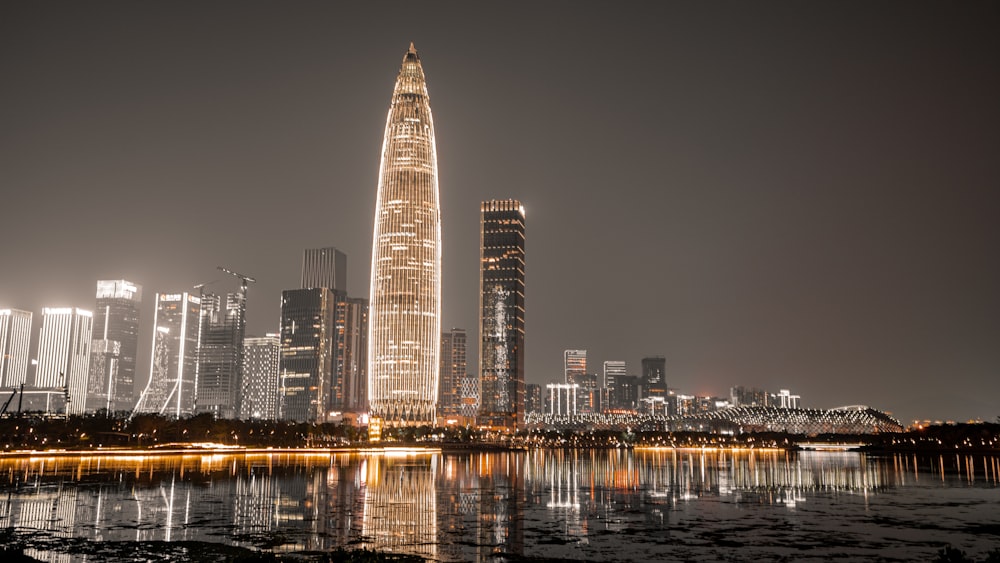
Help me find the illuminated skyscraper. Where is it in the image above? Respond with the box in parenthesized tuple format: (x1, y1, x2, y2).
(340, 297, 369, 413)
(563, 350, 586, 384)
(478, 200, 525, 430)
(241, 333, 280, 420)
(197, 290, 247, 418)
(278, 288, 336, 422)
(602, 360, 626, 411)
(367, 43, 442, 426)
(86, 280, 141, 413)
(525, 383, 542, 415)
(134, 293, 201, 416)
(35, 307, 93, 414)
(438, 328, 467, 419)
(602, 361, 626, 390)
(641, 356, 666, 399)
(0, 309, 32, 388)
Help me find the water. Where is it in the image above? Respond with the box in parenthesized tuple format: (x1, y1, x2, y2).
(0, 449, 998, 562)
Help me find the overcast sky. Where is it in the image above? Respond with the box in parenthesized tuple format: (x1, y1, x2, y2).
(1, 1, 997, 424)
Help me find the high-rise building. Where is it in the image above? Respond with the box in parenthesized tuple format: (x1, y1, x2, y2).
(525, 383, 542, 415)
(730, 386, 768, 407)
(641, 356, 667, 399)
(35, 308, 93, 414)
(134, 293, 201, 416)
(615, 375, 642, 412)
(196, 290, 247, 418)
(241, 334, 280, 420)
(86, 280, 141, 413)
(478, 200, 526, 431)
(367, 43, 442, 426)
(302, 247, 347, 291)
(300, 247, 366, 414)
(0, 309, 32, 388)
(278, 288, 336, 422)
(459, 375, 479, 420)
(438, 328, 467, 419)
(325, 287, 348, 413)
(601, 361, 626, 412)
(340, 297, 369, 413)
(563, 350, 586, 384)
(602, 361, 626, 391)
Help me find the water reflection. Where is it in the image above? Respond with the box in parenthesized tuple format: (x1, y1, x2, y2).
(0, 449, 997, 562)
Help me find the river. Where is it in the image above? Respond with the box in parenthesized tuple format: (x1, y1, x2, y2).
(0, 448, 997, 561)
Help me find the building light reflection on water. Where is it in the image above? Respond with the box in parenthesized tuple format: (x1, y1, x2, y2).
(0, 450, 998, 561)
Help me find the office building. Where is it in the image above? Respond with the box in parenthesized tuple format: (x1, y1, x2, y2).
(600, 360, 624, 411)
(86, 280, 141, 412)
(368, 44, 443, 426)
(730, 386, 769, 408)
(525, 383, 542, 416)
(439, 328, 466, 419)
(241, 334, 280, 420)
(339, 297, 369, 413)
(615, 375, 642, 412)
(197, 290, 247, 418)
(35, 308, 92, 414)
(563, 350, 586, 384)
(302, 247, 347, 292)
(459, 375, 479, 420)
(134, 293, 201, 416)
(0, 309, 32, 388)
(641, 356, 666, 399)
(602, 361, 626, 390)
(478, 200, 525, 430)
(278, 288, 336, 422)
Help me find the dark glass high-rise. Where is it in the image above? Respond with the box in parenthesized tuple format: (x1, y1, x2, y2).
(478, 200, 525, 430)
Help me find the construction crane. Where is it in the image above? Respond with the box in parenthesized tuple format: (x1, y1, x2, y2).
(0, 386, 17, 417)
(217, 267, 256, 294)
(192, 279, 218, 292)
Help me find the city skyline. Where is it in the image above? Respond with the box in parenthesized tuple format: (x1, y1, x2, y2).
(1, 2, 997, 424)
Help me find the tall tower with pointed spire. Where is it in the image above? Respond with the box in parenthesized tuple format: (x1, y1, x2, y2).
(367, 43, 442, 426)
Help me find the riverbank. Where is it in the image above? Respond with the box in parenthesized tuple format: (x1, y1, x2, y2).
(2, 413, 997, 456)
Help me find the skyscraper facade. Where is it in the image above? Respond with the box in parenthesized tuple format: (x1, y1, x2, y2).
(241, 334, 280, 420)
(438, 328, 467, 419)
(602, 360, 627, 411)
(367, 44, 442, 426)
(302, 247, 347, 291)
(197, 290, 247, 418)
(340, 297, 369, 413)
(525, 383, 542, 415)
(564, 350, 587, 384)
(602, 361, 626, 390)
(134, 293, 201, 416)
(86, 280, 141, 412)
(35, 308, 93, 414)
(478, 200, 526, 430)
(0, 309, 32, 388)
(278, 288, 336, 422)
(641, 356, 667, 399)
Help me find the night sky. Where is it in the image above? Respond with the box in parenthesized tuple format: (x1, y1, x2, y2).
(2, 2, 997, 424)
